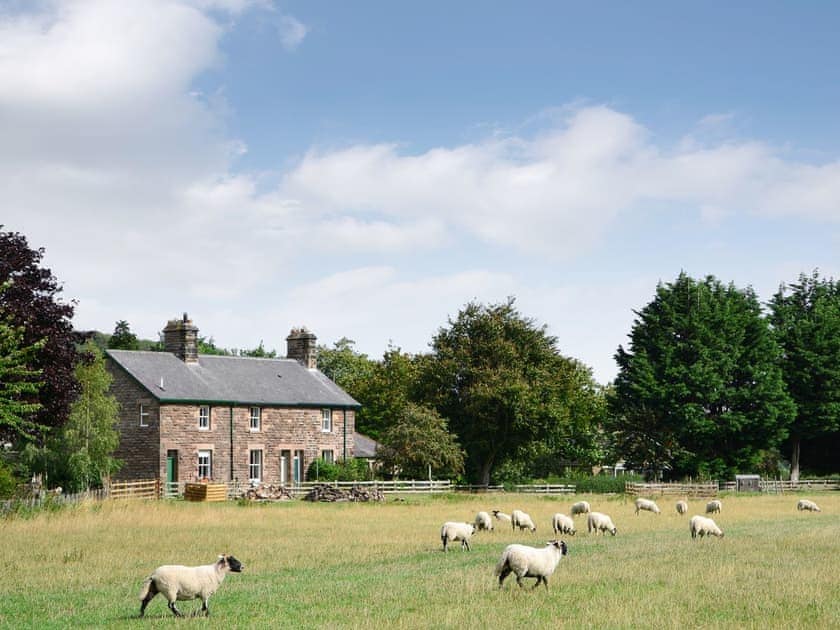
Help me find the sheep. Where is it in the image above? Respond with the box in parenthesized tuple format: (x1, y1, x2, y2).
(587, 511, 617, 536)
(675, 500, 688, 515)
(492, 509, 512, 523)
(475, 511, 494, 531)
(495, 540, 568, 590)
(511, 509, 537, 533)
(570, 501, 591, 516)
(551, 513, 576, 536)
(441, 521, 476, 552)
(797, 499, 821, 512)
(139, 554, 243, 617)
(705, 499, 722, 514)
(634, 498, 661, 515)
(690, 515, 724, 539)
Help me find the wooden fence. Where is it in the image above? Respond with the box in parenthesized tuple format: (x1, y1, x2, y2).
(626, 482, 719, 497)
(511, 483, 576, 495)
(109, 479, 160, 500)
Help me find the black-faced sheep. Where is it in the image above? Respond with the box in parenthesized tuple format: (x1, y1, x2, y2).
(705, 499, 722, 514)
(587, 511, 617, 536)
(492, 509, 512, 523)
(495, 540, 568, 590)
(511, 509, 537, 532)
(797, 499, 821, 512)
(475, 511, 494, 531)
(570, 501, 591, 516)
(690, 515, 724, 539)
(441, 521, 476, 551)
(634, 498, 661, 515)
(675, 500, 688, 515)
(551, 513, 576, 536)
(139, 554, 243, 617)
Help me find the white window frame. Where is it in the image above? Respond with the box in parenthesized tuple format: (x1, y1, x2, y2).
(249, 449, 263, 484)
(321, 408, 332, 433)
(249, 406, 261, 432)
(139, 404, 149, 427)
(322, 449, 334, 464)
(197, 450, 212, 480)
(198, 405, 210, 430)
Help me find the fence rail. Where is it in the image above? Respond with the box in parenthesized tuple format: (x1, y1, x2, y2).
(110, 479, 160, 500)
(626, 482, 719, 497)
(289, 480, 454, 496)
(512, 483, 576, 494)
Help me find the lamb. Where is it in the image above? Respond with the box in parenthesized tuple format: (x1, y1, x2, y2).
(492, 509, 512, 523)
(139, 554, 243, 617)
(797, 499, 821, 512)
(475, 511, 494, 531)
(705, 499, 722, 514)
(551, 513, 576, 536)
(441, 521, 476, 552)
(690, 515, 724, 539)
(587, 511, 617, 536)
(675, 500, 688, 515)
(634, 498, 661, 515)
(570, 501, 591, 516)
(495, 540, 568, 590)
(511, 509, 537, 532)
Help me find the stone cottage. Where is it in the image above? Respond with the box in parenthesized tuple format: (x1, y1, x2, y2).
(105, 314, 359, 487)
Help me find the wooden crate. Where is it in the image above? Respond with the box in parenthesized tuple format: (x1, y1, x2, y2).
(184, 482, 228, 502)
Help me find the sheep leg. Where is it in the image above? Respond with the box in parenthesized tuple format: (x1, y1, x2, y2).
(462, 539, 470, 551)
(168, 601, 184, 617)
(139, 582, 157, 617)
(201, 599, 210, 617)
(497, 566, 512, 588)
(515, 574, 525, 589)
(532, 576, 548, 590)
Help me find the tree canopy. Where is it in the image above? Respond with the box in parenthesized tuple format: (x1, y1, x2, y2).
(608, 273, 795, 479)
(0, 310, 44, 443)
(107, 320, 139, 350)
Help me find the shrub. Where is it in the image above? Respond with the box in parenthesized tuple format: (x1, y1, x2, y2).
(306, 459, 374, 482)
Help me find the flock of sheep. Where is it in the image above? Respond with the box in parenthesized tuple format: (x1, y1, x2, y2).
(135, 497, 824, 616)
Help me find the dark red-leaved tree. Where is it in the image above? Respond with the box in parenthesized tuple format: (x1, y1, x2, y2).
(0, 228, 82, 444)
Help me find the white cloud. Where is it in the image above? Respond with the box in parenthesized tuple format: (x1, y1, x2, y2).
(277, 14, 307, 51)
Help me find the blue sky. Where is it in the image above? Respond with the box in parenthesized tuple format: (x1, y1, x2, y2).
(3, 1, 839, 384)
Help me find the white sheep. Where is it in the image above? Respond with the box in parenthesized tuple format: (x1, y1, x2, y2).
(551, 513, 576, 536)
(634, 498, 661, 515)
(587, 511, 617, 536)
(690, 515, 724, 539)
(570, 501, 591, 516)
(475, 511, 494, 531)
(675, 500, 688, 515)
(495, 540, 568, 590)
(705, 499, 722, 514)
(797, 499, 821, 512)
(139, 554, 243, 617)
(511, 509, 537, 533)
(441, 521, 476, 552)
(492, 509, 512, 523)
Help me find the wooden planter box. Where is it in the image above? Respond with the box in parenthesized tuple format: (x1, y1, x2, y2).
(184, 482, 228, 502)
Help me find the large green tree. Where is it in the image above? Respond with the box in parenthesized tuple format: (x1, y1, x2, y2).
(609, 273, 795, 479)
(422, 298, 594, 485)
(769, 271, 840, 480)
(0, 311, 44, 442)
(107, 320, 139, 350)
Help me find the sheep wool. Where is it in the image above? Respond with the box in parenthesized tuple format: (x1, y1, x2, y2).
(495, 540, 568, 590)
(551, 513, 576, 536)
(570, 501, 591, 516)
(587, 511, 617, 536)
(705, 500, 722, 514)
(441, 521, 476, 552)
(634, 498, 661, 515)
(492, 510, 512, 523)
(139, 554, 243, 618)
(675, 500, 688, 515)
(797, 499, 821, 512)
(511, 509, 537, 533)
(475, 511, 494, 531)
(690, 515, 724, 539)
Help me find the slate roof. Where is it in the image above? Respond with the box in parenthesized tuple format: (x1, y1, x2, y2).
(106, 350, 360, 408)
(352, 432, 380, 458)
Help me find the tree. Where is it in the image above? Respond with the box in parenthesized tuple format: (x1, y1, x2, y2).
(769, 271, 840, 480)
(0, 311, 44, 442)
(0, 229, 81, 444)
(376, 404, 464, 479)
(239, 341, 277, 358)
(422, 298, 590, 485)
(609, 273, 795, 480)
(107, 320, 139, 350)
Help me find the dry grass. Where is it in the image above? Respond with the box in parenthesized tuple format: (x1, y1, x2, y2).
(1, 492, 837, 628)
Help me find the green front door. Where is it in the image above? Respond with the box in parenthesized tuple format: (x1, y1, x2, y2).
(166, 450, 178, 485)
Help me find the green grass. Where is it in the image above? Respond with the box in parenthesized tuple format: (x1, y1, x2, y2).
(1, 492, 838, 629)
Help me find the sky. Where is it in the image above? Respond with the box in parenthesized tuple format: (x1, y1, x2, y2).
(2, 0, 839, 385)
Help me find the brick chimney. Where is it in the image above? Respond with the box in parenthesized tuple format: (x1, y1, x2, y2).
(163, 313, 199, 363)
(286, 327, 317, 369)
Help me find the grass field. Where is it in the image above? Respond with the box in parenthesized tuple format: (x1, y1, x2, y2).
(1, 492, 837, 629)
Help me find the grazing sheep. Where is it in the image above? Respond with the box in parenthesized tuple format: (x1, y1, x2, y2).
(675, 500, 688, 515)
(690, 515, 724, 539)
(634, 498, 661, 515)
(705, 500, 722, 514)
(492, 509, 512, 523)
(511, 509, 537, 533)
(570, 501, 591, 516)
(551, 513, 576, 536)
(797, 499, 821, 512)
(139, 554, 243, 617)
(587, 511, 617, 536)
(475, 511, 494, 531)
(495, 540, 568, 590)
(441, 521, 476, 552)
